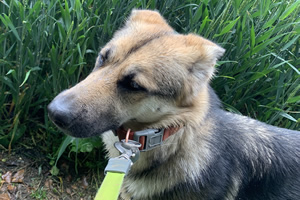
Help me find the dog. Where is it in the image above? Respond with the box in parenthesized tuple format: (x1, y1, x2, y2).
(48, 9, 300, 200)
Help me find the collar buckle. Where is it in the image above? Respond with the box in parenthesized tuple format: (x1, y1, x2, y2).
(133, 129, 164, 152)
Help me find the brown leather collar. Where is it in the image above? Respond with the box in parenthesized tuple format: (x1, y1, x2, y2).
(116, 126, 181, 151)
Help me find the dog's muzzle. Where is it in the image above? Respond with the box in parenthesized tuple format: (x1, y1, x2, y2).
(47, 90, 121, 138)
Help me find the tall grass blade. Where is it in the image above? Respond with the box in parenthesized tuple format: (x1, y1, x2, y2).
(213, 17, 240, 38)
(0, 14, 21, 41)
(279, 0, 300, 20)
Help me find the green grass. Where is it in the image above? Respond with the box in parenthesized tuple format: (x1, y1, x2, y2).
(0, 0, 299, 168)
(30, 187, 47, 200)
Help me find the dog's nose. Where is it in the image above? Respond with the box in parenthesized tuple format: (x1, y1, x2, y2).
(47, 100, 74, 129)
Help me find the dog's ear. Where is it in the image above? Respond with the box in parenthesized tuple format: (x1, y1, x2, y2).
(126, 9, 173, 32)
(179, 34, 225, 106)
(184, 34, 225, 80)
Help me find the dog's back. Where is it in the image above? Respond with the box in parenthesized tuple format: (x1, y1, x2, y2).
(206, 90, 300, 200)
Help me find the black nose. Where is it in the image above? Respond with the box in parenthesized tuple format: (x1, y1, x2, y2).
(47, 100, 74, 129)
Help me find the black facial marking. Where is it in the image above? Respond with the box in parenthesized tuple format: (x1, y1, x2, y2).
(96, 54, 104, 67)
(188, 66, 194, 73)
(95, 49, 111, 69)
(126, 35, 161, 58)
(117, 73, 147, 92)
(103, 49, 111, 60)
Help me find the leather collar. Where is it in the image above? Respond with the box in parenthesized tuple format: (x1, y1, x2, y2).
(116, 126, 181, 151)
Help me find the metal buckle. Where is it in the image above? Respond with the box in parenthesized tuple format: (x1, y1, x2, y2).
(133, 129, 164, 152)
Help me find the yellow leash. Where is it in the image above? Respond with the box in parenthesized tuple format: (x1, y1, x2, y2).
(94, 172, 126, 200)
(94, 137, 141, 200)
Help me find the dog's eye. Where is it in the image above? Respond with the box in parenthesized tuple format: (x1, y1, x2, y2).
(130, 80, 143, 90)
(118, 75, 146, 92)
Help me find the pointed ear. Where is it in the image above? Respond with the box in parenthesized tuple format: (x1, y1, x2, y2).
(179, 34, 225, 106)
(126, 9, 173, 31)
(185, 34, 225, 65)
(184, 34, 225, 80)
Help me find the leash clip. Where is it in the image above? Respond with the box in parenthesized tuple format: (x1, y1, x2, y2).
(133, 129, 164, 152)
(114, 140, 141, 163)
(104, 156, 132, 175)
(106, 140, 141, 175)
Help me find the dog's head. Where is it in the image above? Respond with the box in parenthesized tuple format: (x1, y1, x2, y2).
(47, 10, 225, 138)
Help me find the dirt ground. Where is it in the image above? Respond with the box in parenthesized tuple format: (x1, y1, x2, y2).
(0, 147, 103, 200)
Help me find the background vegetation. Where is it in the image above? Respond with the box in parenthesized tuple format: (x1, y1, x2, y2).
(1, 0, 299, 171)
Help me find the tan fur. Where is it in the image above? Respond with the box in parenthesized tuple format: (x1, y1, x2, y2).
(88, 10, 220, 199)
(48, 9, 300, 200)
(80, 10, 223, 199)
(55, 9, 224, 134)
(96, 10, 224, 199)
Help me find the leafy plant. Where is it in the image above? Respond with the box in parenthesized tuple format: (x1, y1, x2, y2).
(0, 0, 299, 170)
